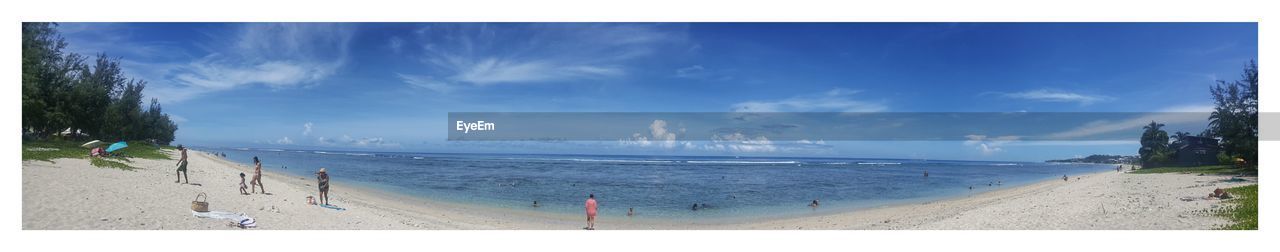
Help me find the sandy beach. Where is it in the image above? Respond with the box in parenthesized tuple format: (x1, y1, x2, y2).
(22, 150, 1255, 230)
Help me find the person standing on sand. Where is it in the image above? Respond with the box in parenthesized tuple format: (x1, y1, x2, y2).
(250, 156, 266, 194)
(316, 168, 330, 205)
(175, 145, 189, 184)
(585, 194, 598, 230)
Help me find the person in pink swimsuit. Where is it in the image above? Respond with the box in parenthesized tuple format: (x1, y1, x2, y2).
(585, 194, 598, 230)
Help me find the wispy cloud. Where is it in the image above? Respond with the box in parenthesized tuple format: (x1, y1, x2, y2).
(731, 88, 888, 112)
(64, 23, 357, 103)
(398, 23, 687, 90)
(388, 36, 405, 53)
(994, 89, 1111, 105)
(674, 65, 734, 81)
(397, 73, 455, 93)
(1045, 104, 1212, 139)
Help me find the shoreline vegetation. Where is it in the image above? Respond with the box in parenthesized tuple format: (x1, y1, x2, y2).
(22, 149, 1258, 230)
(22, 140, 173, 170)
(23, 22, 179, 155)
(1130, 165, 1257, 176)
(1124, 165, 1258, 230)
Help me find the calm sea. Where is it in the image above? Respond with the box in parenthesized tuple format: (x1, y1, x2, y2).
(203, 147, 1113, 220)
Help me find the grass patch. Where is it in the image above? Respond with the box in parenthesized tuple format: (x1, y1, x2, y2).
(23, 140, 174, 170)
(1130, 165, 1254, 175)
(1215, 185, 1258, 230)
(90, 157, 136, 171)
(21, 140, 87, 161)
(114, 141, 173, 160)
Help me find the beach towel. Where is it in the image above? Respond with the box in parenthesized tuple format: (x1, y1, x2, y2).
(192, 210, 257, 228)
(319, 204, 346, 211)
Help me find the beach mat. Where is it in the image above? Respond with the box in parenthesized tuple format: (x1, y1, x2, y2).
(319, 204, 346, 211)
(192, 210, 257, 228)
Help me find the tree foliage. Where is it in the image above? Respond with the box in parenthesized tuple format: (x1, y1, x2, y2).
(1208, 60, 1258, 167)
(1139, 121, 1173, 167)
(22, 23, 178, 144)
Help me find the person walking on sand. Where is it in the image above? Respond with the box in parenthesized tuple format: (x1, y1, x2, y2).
(238, 173, 249, 195)
(316, 168, 330, 205)
(175, 145, 189, 184)
(585, 194, 598, 230)
(250, 156, 266, 194)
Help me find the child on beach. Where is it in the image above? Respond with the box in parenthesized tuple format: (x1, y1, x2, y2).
(627, 207, 634, 217)
(238, 173, 248, 195)
(585, 194, 598, 230)
(250, 156, 266, 194)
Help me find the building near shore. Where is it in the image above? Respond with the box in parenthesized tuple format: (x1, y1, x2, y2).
(1171, 136, 1220, 166)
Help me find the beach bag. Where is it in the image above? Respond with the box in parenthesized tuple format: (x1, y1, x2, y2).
(191, 193, 210, 212)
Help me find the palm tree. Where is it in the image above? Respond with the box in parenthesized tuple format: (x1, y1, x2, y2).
(1139, 121, 1170, 167)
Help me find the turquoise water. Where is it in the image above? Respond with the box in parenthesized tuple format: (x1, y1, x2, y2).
(205, 147, 1113, 220)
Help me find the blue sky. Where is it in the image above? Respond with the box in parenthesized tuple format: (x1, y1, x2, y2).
(57, 23, 1257, 161)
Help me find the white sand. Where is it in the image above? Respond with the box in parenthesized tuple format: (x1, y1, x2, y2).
(22, 151, 1255, 230)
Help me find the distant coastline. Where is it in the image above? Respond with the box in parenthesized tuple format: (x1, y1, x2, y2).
(1045, 154, 1137, 164)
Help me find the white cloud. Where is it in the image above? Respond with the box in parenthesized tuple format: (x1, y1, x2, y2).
(302, 122, 314, 136)
(616, 121, 832, 154)
(620, 120, 686, 149)
(274, 136, 294, 145)
(706, 132, 777, 153)
(964, 134, 1020, 155)
(997, 89, 1111, 105)
(316, 134, 399, 148)
(80, 23, 357, 104)
(400, 23, 686, 90)
(731, 88, 888, 112)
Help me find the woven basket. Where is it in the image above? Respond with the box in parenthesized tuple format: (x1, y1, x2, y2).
(191, 193, 209, 212)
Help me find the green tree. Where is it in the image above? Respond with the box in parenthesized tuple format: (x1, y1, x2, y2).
(1209, 60, 1258, 167)
(1139, 121, 1172, 167)
(22, 23, 85, 137)
(69, 54, 125, 138)
(23, 22, 179, 145)
(104, 80, 146, 140)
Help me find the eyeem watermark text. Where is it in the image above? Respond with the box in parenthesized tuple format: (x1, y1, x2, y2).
(456, 120, 495, 133)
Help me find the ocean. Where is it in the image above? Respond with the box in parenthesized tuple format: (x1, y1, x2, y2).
(205, 147, 1114, 220)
